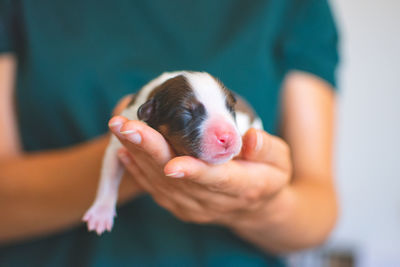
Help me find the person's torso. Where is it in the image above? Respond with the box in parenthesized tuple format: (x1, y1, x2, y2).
(2, 1, 291, 266)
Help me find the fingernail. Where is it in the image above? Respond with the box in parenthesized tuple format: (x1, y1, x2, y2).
(109, 121, 122, 127)
(120, 129, 136, 134)
(165, 172, 185, 178)
(255, 131, 263, 152)
(121, 130, 142, 144)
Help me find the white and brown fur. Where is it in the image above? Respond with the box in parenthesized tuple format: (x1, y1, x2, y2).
(83, 71, 263, 235)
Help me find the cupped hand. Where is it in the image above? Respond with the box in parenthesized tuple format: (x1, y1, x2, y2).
(108, 115, 292, 227)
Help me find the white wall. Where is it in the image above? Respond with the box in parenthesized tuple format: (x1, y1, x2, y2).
(329, 0, 400, 266)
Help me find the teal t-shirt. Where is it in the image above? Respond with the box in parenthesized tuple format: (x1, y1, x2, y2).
(0, 0, 339, 266)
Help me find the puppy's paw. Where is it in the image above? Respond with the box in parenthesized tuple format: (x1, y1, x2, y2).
(83, 203, 116, 235)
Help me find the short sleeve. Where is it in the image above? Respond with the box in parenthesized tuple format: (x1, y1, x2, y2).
(279, 0, 340, 88)
(0, 0, 19, 53)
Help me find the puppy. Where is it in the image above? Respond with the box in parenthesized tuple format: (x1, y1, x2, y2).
(83, 71, 263, 235)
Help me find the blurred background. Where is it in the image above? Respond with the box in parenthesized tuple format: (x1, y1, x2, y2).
(1, 1, 398, 266)
(291, 0, 400, 266)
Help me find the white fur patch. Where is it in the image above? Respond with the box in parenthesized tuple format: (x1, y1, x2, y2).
(251, 117, 264, 130)
(236, 112, 264, 135)
(183, 72, 236, 125)
(236, 111, 251, 135)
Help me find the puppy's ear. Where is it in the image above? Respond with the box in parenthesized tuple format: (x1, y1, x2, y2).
(137, 98, 155, 121)
(228, 91, 237, 105)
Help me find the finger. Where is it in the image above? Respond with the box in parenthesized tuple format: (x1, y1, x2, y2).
(164, 156, 289, 198)
(118, 148, 162, 196)
(108, 116, 129, 137)
(241, 128, 292, 172)
(164, 187, 206, 217)
(117, 148, 144, 180)
(112, 94, 134, 116)
(164, 160, 265, 215)
(163, 163, 245, 214)
(110, 118, 174, 166)
(112, 120, 206, 220)
(119, 148, 201, 208)
(121, 152, 209, 221)
(164, 156, 226, 185)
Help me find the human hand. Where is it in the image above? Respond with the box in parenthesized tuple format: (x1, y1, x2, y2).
(109, 116, 292, 227)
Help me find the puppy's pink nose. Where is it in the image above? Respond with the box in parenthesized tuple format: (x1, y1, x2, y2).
(216, 133, 233, 148)
(217, 134, 229, 144)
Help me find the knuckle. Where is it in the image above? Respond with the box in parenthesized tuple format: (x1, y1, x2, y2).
(151, 148, 164, 161)
(243, 188, 263, 202)
(208, 175, 230, 192)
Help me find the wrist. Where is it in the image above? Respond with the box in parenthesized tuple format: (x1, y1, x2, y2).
(229, 180, 338, 253)
(222, 187, 296, 254)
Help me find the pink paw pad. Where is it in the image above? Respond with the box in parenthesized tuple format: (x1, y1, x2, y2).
(82, 204, 116, 235)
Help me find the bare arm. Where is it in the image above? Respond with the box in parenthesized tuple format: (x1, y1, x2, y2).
(0, 54, 141, 244)
(0, 54, 20, 158)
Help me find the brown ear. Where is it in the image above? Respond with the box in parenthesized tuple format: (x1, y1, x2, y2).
(137, 98, 155, 122)
(229, 91, 237, 105)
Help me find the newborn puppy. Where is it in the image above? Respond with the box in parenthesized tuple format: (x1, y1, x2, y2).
(83, 71, 263, 235)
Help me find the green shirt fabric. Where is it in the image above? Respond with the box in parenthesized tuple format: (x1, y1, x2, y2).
(0, 0, 339, 266)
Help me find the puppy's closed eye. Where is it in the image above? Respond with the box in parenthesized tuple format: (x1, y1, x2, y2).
(176, 110, 193, 128)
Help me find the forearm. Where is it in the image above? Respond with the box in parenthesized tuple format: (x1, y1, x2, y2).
(0, 54, 20, 158)
(0, 135, 141, 244)
(231, 177, 337, 254)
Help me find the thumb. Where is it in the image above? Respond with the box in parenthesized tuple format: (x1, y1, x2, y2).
(241, 128, 291, 171)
